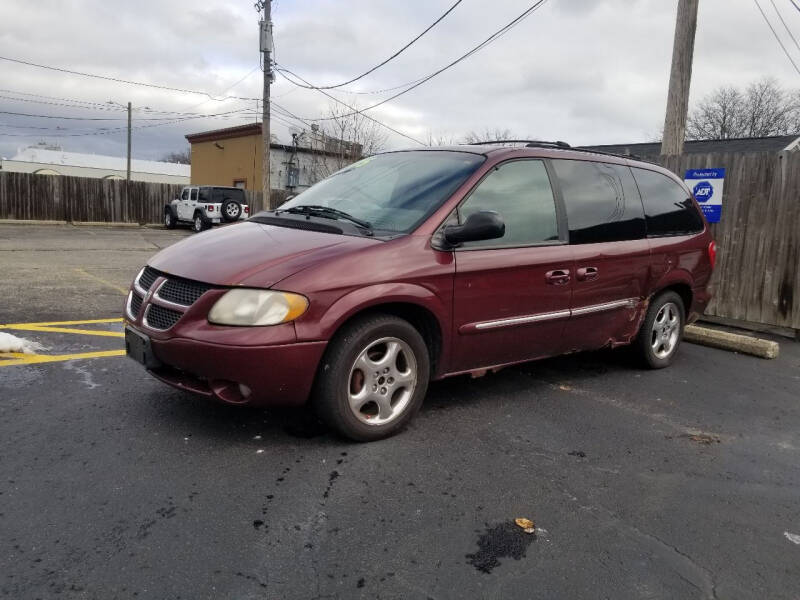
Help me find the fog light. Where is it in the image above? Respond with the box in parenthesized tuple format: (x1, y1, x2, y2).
(238, 384, 252, 399)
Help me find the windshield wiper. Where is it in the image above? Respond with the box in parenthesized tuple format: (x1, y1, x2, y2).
(279, 205, 373, 232)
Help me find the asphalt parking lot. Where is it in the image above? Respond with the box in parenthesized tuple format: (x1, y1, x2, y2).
(1, 223, 799, 600)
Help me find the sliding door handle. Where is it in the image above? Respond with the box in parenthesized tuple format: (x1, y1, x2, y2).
(545, 269, 571, 285)
(576, 266, 599, 281)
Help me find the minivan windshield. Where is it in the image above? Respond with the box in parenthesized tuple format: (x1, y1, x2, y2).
(278, 151, 485, 234)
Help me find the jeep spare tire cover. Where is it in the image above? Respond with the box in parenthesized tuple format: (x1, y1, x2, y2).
(221, 199, 242, 222)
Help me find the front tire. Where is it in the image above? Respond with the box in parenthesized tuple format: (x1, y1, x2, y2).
(634, 291, 685, 369)
(313, 314, 430, 442)
(164, 209, 177, 229)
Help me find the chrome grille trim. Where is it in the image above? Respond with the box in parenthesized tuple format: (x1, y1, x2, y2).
(143, 303, 182, 331)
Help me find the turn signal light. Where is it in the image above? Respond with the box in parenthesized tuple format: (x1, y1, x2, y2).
(708, 241, 717, 268)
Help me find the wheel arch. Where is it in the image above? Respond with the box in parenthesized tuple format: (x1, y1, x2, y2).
(651, 277, 693, 317)
(308, 284, 450, 377)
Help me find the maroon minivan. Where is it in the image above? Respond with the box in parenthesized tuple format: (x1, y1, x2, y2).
(124, 142, 715, 441)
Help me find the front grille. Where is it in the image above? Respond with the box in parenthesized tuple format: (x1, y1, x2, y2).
(146, 305, 182, 330)
(138, 266, 160, 291)
(158, 278, 212, 306)
(129, 292, 143, 317)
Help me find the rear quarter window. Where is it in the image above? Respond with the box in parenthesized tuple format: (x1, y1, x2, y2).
(551, 159, 645, 244)
(630, 168, 704, 236)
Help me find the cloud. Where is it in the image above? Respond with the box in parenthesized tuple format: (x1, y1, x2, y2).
(2, 0, 800, 161)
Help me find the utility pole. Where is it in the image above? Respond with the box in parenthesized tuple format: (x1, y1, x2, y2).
(256, 0, 273, 208)
(126, 101, 132, 182)
(661, 0, 699, 156)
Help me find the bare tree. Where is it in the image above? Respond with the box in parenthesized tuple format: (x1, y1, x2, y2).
(687, 78, 800, 140)
(306, 101, 389, 180)
(426, 129, 459, 146)
(461, 128, 517, 144)
(160, 149, 191, 164)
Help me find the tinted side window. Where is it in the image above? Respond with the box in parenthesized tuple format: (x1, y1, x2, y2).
(190, 188, 198, 201)
(213, 188, 245, 203)
(458, 160, 559, 248)
(631, 168, 704, 236)
(180, 188, 189, 200)
(552, 159, 645, 244)
(198, 187, 210, 202)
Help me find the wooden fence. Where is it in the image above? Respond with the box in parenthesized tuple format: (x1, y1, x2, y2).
(0, 171, 290, 223)
(648, 151, 800, 331)
(1, 153, 799, 330)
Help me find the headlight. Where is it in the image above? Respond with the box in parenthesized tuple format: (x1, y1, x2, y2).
(208, 289, 308, 326)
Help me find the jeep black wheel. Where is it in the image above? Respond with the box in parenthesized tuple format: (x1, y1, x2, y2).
(164, 209, 176, 229)
(192, 212, 210, 233)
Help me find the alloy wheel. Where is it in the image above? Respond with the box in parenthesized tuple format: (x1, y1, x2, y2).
(651, 301, 680, 359)
(347, 337, 417, 426)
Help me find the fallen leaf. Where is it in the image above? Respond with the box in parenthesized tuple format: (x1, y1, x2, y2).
(515, 518, 535, 534)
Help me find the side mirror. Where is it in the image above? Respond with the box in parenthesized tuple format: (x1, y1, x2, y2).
(443, 211, 505, 246)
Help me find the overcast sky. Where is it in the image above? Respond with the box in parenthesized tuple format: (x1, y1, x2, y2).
(2, 0, 800, 161)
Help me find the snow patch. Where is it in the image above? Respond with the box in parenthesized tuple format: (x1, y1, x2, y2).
(785, 531, 800, 545)
(0, 332, 46, 354)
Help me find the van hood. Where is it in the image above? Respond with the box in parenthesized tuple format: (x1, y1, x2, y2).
(148, 221, 379, 288)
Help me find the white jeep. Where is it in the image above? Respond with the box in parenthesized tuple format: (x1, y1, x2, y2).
(164, 186, 249, 232)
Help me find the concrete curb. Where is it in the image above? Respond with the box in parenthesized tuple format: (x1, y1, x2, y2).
(684, 325, 780, 359)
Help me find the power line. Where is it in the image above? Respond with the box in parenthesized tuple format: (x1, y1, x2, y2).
(753, 0, 800, 75)
(791, 0, 800, 13)
(0, 55, 260, 101)
(183, 66, 261, 111)
(770, 0, 800, 55)
(274, 71, 427, 145)
(285, 0, 465, 90)
(0, 113, 259, 138)
(0, 108, 253, 122)
(276, 0, 551, 121)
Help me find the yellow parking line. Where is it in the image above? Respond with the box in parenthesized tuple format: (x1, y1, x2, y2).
(1, 324, 124, 338)
(0, 318, 122, 328)
(73, 268, 129, 295)
(0, 349, 126, 367)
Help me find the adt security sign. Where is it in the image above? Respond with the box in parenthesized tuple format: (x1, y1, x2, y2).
(684, 168, 725, 223)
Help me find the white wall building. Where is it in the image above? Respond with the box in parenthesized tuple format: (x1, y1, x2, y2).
(0, 145, 190, 184)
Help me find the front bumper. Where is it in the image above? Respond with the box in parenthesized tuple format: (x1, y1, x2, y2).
(146, 335, 327, 406)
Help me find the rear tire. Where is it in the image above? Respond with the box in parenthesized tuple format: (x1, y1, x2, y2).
(192, 211, 210, 233)
(313, 314, 430, 442)
(634, 291, 685, 369)
(222, 200, 242, 222)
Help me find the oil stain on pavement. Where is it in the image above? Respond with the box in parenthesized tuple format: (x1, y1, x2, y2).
(466, 522, 537, 574)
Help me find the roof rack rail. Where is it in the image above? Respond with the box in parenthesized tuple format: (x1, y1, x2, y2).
(466, 139, 572, 148)
(571, 146, 645, 161)
(464, 139, 655, 163)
